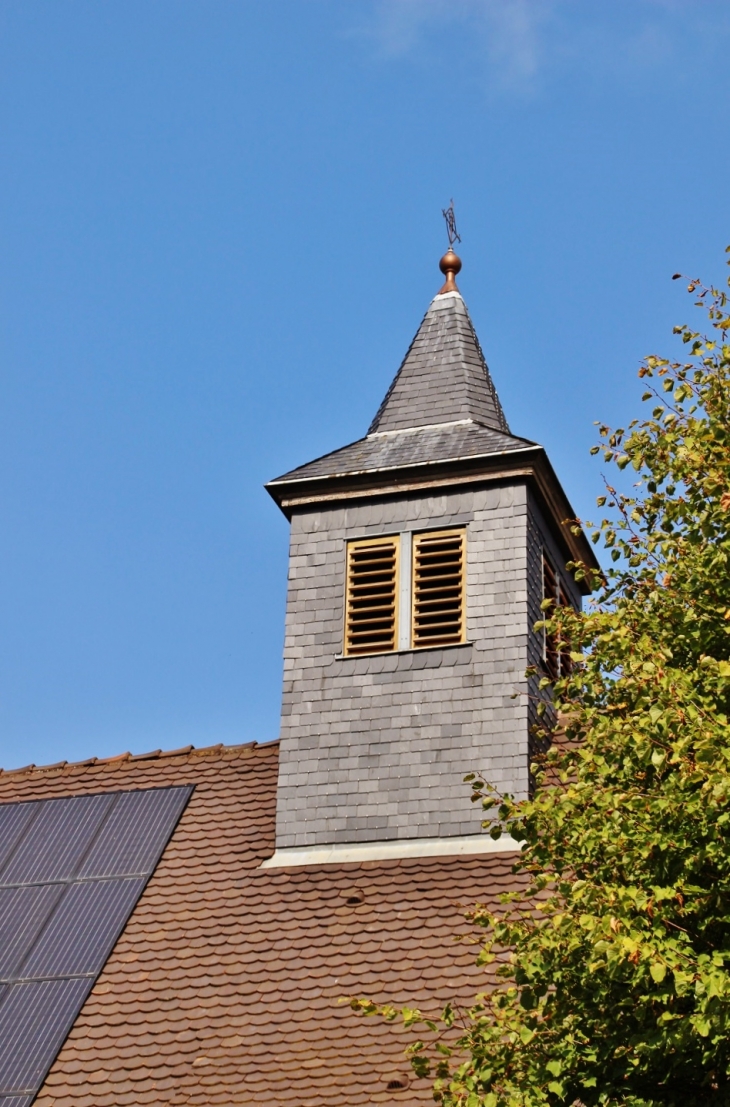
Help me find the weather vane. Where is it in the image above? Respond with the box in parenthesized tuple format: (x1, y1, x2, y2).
(441, 199, 461, 249)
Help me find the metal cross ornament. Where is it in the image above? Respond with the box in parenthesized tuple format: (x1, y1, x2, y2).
(441, 200, 461, 248)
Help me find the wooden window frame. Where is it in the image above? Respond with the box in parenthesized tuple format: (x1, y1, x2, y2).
(343, 527, 468, 657)
(343, 535, 400, 657)
(411, 528, 466, 651)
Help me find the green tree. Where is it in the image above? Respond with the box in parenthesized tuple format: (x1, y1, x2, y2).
(354, 252, 730, 1105)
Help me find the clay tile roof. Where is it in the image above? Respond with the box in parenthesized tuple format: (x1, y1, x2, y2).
(0, 743, 523, 1106)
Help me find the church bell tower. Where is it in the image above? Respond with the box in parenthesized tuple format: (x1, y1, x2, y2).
(264, 240, 597, 866)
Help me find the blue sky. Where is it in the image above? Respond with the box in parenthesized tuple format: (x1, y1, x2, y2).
(0, 0, 728, 769)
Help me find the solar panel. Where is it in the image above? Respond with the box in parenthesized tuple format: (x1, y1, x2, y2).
(21, 878, 146, 979)
(77, 785, 196, 878)
(0, 804, 39, 873)
(0, 784, 192, 1102)
(0, 979, 92, 1096)
(0, 886, 64, 979)
(1, 794, 114, 885)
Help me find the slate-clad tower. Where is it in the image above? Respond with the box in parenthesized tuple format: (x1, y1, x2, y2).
(265, 248, 597, 864)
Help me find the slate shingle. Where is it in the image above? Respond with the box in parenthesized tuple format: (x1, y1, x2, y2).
(270, 421, 536, 486)
(270, 291, 527, 489)
(369, 291, 508, 435)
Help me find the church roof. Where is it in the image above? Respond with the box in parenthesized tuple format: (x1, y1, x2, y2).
(269, 290, 530, 491)
(0, 742, 522, 1106)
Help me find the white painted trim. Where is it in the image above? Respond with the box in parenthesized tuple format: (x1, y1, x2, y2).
(260, 833, 521, 869)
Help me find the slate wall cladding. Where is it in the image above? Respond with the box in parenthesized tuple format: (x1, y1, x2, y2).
(276, 481, 541, 848)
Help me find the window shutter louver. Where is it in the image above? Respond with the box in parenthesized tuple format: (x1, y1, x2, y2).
(558, 582, 573, 675)
(542, 554, 559, 680)
(344, 537, 399, 656)
(411, 530, 465, 649)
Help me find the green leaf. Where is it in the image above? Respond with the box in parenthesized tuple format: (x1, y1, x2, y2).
(650, 962, 667, 983)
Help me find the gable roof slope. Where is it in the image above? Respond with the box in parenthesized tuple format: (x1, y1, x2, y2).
(0, 742, 523, 1107)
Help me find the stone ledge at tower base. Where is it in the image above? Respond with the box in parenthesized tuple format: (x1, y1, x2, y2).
(261, 832, 521, 868)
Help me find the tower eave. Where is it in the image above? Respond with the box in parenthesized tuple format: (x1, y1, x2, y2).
(265, 445, 600, 590)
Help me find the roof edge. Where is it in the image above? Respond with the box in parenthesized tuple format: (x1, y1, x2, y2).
(266, 439, 539, 491)
(266, 448, 600, 589)
(0, 738, 280, 779)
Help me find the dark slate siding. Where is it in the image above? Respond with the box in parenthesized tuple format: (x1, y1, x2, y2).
(275, 483, 532, 849)
(526, 490, 583, 779)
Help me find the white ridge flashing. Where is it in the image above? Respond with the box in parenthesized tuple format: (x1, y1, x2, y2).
(367, 418, 475, 439)
(260, 833, 521, 869)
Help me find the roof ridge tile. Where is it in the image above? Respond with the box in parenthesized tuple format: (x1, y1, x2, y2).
(0, 739, 280, 780)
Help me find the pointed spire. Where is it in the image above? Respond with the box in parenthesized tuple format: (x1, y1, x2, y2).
(368, 275, 509, 436)
(368, 212, 507, 435)
(267, 231, 526, 495)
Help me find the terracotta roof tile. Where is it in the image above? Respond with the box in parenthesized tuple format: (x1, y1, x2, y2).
(0, 741, 522, 1105)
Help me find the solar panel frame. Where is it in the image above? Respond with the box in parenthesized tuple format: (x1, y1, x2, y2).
(0, 784, 193, 1102)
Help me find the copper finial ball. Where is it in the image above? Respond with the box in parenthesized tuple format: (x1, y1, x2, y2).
(438, 248, 462, 294)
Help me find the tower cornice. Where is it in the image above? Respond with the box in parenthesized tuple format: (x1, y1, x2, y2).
(266, 443, 599, 591)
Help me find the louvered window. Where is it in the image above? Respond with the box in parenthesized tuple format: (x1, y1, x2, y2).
(559, 582, 573, 676)
(411, 529, 466, 649)
(542, 553, 573, 679)
(542, 554, 559, 680)
(344, 537, 399, 656)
